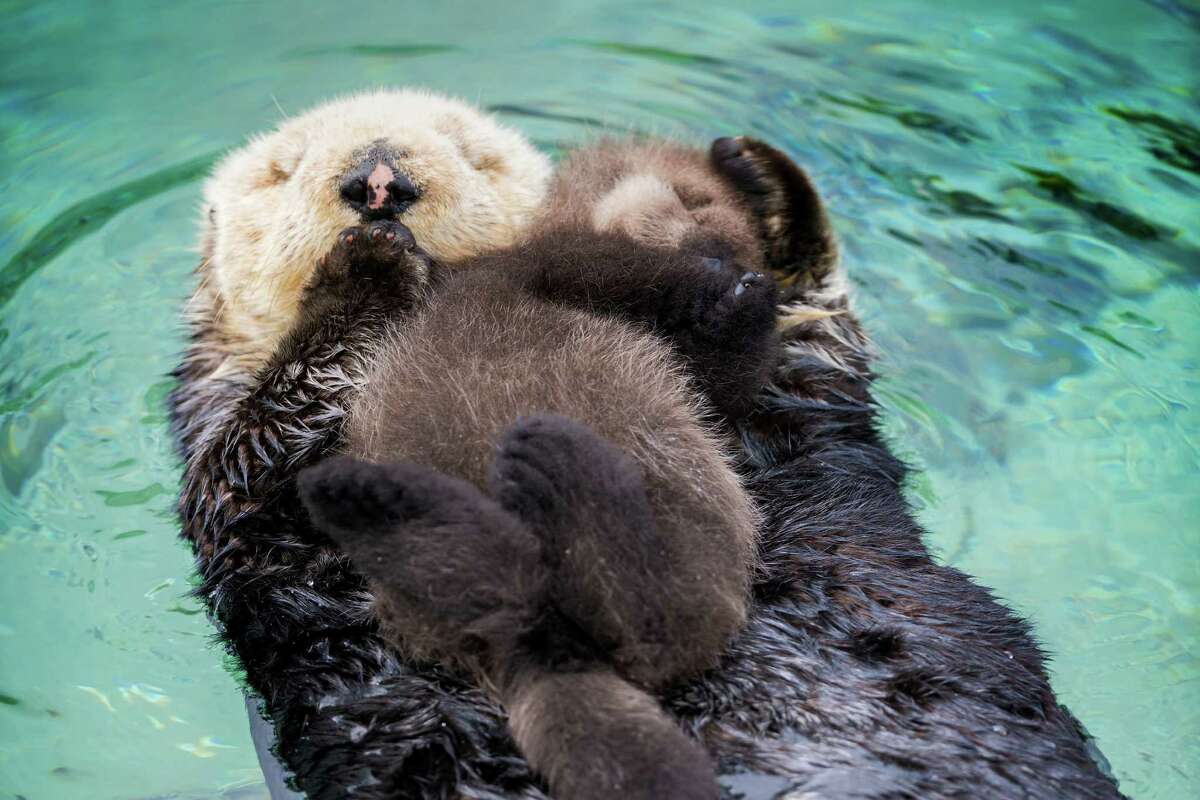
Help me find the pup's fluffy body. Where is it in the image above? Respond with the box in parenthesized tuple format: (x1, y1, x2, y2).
(169, 90, 1125, 799)
(298, 160, 780, 793)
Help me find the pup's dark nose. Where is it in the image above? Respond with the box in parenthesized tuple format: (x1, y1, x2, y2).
(339, 158, 420, 219)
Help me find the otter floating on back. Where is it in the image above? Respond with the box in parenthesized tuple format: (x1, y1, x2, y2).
(169, 89, 1126, 799)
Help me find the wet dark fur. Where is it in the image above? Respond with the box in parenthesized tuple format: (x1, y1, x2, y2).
(295, 206, 778, 799)
(168, 137, 1125, 799)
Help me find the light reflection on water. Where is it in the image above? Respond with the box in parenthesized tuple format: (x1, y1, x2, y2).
(0, 2, 1196, 798)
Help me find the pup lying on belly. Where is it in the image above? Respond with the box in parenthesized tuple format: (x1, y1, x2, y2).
(296, 138, 784, 800)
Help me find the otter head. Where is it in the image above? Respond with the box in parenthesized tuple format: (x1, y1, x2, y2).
(199, 88, 552, 361)
(545, 137, 837, 283)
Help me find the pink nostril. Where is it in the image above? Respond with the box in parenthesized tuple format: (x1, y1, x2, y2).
(366, 162, 395, 210)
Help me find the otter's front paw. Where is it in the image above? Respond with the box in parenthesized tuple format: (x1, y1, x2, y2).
(693, 259, 778, 342)
(308, 219, 433, 299)
(672, 259, 778, 419)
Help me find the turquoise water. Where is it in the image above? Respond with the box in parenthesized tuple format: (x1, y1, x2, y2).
(0, 1, 1196, 797)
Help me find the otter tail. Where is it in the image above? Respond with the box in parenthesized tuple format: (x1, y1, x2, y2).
(503, 661, 717, 800)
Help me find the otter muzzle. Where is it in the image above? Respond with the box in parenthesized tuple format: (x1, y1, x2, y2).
(339, 155, 420, 219)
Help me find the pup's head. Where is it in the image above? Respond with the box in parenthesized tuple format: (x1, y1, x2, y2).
(542, 137, 837, 283)
(537, 140, 751, 266)
(198, 88, 551, 358)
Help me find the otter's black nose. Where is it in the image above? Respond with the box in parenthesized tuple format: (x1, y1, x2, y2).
(339, 158, 420, 219)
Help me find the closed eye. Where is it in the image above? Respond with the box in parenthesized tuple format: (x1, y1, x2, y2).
(675, 186, 713, 210)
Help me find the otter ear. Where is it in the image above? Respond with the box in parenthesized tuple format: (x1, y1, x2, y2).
(230, 129, 308, 191)
(711, 136, 838, 289)
(261, 129, 308, 185)
(437, 112, 506, 174)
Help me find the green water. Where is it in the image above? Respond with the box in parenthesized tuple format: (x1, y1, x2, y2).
(0, 1, 1196, 798)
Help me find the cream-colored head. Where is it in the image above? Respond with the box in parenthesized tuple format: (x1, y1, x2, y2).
(198, 88, 551, 361)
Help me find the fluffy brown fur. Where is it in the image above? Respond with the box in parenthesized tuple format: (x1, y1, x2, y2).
(297, 140, 784, 800)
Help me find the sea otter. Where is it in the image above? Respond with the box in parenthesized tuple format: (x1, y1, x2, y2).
(169, 90, 1125, 799)
(296, 137, 786, 800)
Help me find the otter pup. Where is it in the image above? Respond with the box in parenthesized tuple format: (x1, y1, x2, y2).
(296, 139, 782, 800)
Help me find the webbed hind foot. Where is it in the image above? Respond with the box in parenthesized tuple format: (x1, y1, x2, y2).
(711, 136, 838, 286)
(298, 456, 546, 660)
(490, 414, 694, 679)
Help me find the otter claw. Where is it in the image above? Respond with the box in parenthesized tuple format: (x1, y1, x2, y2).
(734, 272, 762, 296)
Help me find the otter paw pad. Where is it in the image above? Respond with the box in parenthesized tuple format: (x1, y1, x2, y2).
(490, 414, 652, 536)
(710, 136, 785, 203)
(701, 268, 778, 337)
(318, 220, 432, 291)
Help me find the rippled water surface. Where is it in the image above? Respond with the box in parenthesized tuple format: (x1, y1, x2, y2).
(1, 1, 1197, 798)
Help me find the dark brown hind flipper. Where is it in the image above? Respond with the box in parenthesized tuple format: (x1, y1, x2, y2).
(711, 136, 839, 292)
(488, 414, 694, 678)
(298, 456, 546, 662)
